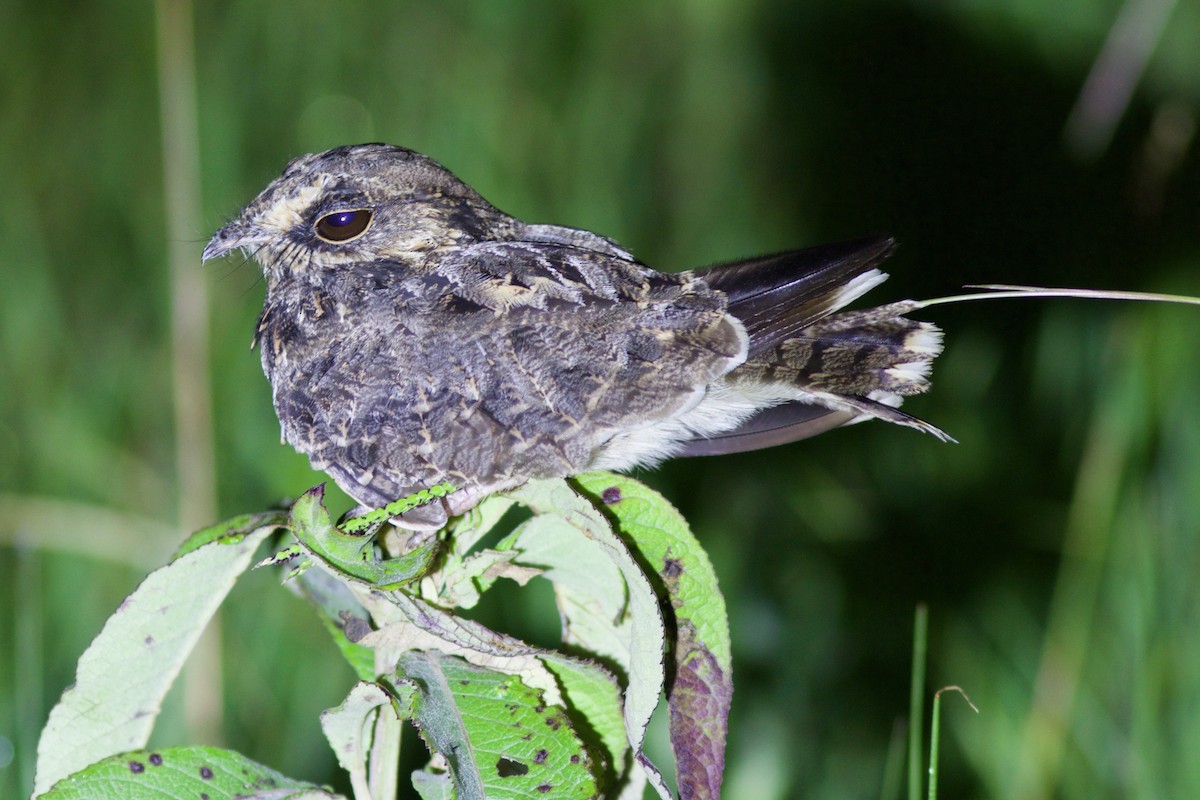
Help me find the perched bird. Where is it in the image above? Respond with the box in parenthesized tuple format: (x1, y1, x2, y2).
(204, 144, 947, 528)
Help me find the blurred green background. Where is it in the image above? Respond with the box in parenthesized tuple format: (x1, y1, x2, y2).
(3, 1, 1199, 797)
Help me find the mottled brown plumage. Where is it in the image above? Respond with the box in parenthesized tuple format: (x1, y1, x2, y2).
(204, 144, 946, 527)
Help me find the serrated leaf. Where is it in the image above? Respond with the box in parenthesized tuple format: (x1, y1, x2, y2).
(420, 495, 523, 608)
(398, 651, 597, 800)
(320, 682, 399, 800)
(447, 494, 517, 557)
(432, 548, 541, 609)
(38, 745, 336, 800)
(638, 753, 675, 800)
(540, 653, 634, 796)
(289, 485, 439, 589)
(500, 515, 630, 674)
(411, 768, 455, 800)
(363, 594, 562, 703)
(575, 473, 733, 800)
(507, 479, 667, 760)
(574, 475, 731, 668)
(365, 593, 633, 795)
(34, 525, 276, 796)
(172, 509, 288, 560)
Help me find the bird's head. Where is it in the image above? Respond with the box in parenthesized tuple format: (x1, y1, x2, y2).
(203, 143, 509, 280)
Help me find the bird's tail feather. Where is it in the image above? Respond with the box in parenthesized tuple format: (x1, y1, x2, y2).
(676, 300, 949, 457)
(734, 301, 943, 401)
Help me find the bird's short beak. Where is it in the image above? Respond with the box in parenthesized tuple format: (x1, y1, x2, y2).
(202, 220, 254, 262)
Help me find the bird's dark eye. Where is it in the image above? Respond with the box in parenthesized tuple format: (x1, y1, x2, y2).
(315, 209, 373, 243)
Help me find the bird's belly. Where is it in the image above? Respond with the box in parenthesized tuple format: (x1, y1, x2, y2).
(269, 356, 605, 506)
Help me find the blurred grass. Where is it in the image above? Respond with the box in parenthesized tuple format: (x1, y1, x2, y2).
(2, 1, 1199, 798)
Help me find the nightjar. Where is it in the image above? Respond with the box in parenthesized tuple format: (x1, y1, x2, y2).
(204, 144, 947, 528)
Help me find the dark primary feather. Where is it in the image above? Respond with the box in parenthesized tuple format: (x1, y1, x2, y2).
(699, 235, 895, 356)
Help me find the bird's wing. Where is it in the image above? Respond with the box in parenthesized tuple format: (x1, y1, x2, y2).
(428, 237, 747, 456)
(697, 235, 895, 357)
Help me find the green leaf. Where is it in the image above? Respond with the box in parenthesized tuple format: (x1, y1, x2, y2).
(363, 593, 561, 700)
(500, 515, 629, 669)
(540, 653, 632, 792)
(288, 485, 439, 589)
(422, 495, 528, 609)
(320, 682, 401, 800)
(575, 472, 734, 800)
(364, 593, 631, 796)
(172, 508, 287, 560)
(430, 547, 542, 610)
(39, 746, 336, 799)
(507, 479, 668, 759)
(34, 525, 277, 796)
(398, 651, 597, 800)
(410, 768, 455, 800)
(447, 494, 517, 556)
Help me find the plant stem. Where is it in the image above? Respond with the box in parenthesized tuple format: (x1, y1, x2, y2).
(155, 0, 221, 745)
(907, 604, 928, 800)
